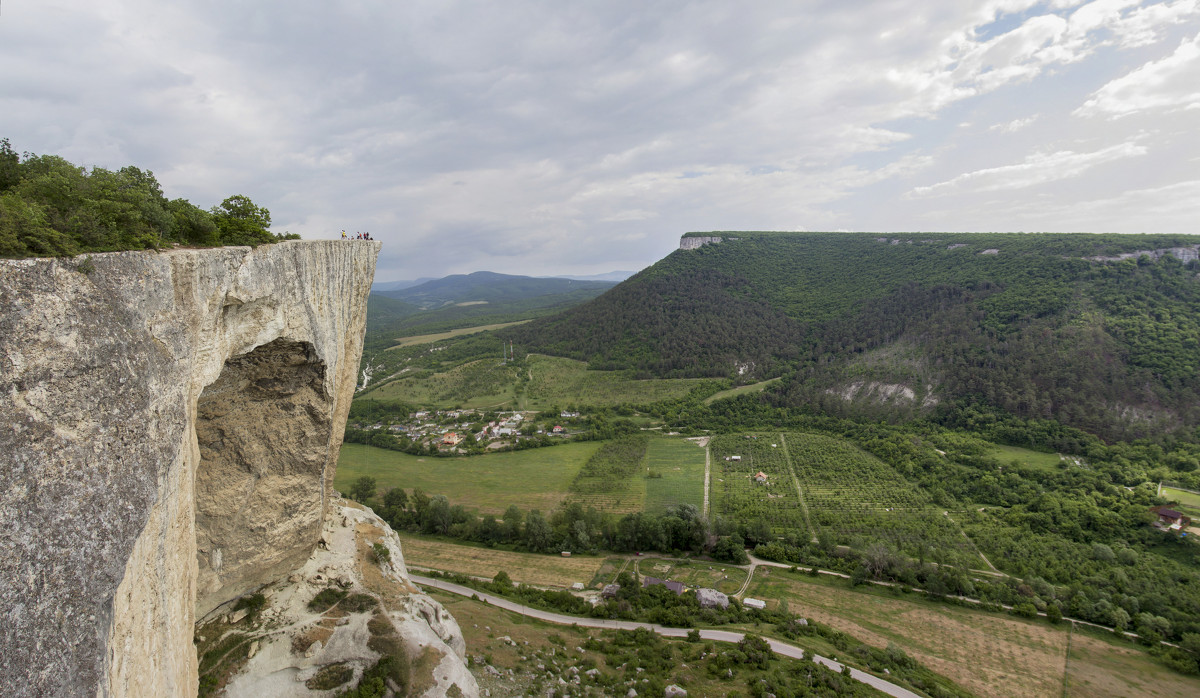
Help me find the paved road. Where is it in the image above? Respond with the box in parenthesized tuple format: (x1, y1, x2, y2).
(411, 573, 921, 698)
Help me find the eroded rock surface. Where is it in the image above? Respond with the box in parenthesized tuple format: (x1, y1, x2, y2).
(215, 499, 478, 698)
(0, 241, 378, 697)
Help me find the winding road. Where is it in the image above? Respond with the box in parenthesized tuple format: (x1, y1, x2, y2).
(411, 573, 921, 698)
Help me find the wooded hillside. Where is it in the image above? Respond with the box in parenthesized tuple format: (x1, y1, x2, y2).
(506, 232, 1200, 439)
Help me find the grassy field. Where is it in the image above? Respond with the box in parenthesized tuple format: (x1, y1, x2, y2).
(361, 358, 520, 408)
(386, 320, 531, 348)
(985, 444, 1064, 472)
(336, 442, 601, 514)
(746, 568, 1200, 698)
(1160, 485, 1200, 515)
(396, 532, 604, 587)
(703, 377, 782, 405)
(521, 354, 707, 409)
(643, 437, 706, 515)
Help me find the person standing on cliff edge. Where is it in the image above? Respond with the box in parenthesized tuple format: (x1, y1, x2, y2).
(341, 230, 347, 239)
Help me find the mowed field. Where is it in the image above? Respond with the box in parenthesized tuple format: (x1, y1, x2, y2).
(746, 569, 1200, 698)
(336, 441, 602, 514)
(643, 437, 706, 515)
(396, 533, 605, 588)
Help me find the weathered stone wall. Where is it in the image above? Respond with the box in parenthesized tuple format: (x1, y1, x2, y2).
(0, 241, 378, 697)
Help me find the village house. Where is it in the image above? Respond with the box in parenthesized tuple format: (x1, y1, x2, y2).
(641, 576, 685, 595)
(552, 425, 565, 434)
(442, 432, 462, 446)
(754, 471, 768, 483)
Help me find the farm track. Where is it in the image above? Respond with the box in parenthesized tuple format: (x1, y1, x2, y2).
(779, 434, 817, 543)
(703, 443, 711, 518)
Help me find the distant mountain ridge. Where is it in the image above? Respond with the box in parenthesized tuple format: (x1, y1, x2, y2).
(374, 271, 616, 308)
(364, 271, 618, 349)
(505, 231, 1200, 439)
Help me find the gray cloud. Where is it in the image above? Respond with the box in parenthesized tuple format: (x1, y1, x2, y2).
(2, 1, 1197, 279)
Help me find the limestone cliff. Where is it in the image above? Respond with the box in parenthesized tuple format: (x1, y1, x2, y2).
(0, 241, 377, 696)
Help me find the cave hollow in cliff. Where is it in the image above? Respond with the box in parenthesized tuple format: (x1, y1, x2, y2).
(194, 337, 333, 617)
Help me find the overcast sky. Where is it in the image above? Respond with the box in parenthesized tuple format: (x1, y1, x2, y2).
(3, 1, 1198, 281)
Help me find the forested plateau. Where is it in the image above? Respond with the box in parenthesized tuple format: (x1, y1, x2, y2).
(506, 231, 1200, 441)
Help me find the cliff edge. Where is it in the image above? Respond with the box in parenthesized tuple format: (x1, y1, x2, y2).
(0, 241, 377, 696)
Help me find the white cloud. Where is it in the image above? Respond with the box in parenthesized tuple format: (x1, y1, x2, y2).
(1076, 31, 1200, 116)
(908, 142, 1147, 197)
(991, 115, 1039, 132)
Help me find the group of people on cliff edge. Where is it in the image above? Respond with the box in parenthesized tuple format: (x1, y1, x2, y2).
(340, 230, 373, 240)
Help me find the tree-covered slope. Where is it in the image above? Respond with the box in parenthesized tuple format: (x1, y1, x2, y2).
(506, 232, 1200, 439)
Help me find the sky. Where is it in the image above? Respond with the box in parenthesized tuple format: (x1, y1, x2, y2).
(2, 1, 1199, 281)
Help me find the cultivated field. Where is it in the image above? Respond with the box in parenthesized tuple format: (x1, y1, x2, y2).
(567, 434, 649, 514)
(643, 437, 706, 515)
(336, 442, 601, 514)
(387, 320, 531, 348)
(396, 533, 605, 588)
(522, 354, 707, 409)
(710, 434, 810, 537)
(746, 569, 1200, 698)
(785, 432, 981, 567)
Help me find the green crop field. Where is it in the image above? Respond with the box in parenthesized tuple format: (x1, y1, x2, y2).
(710, 434, 809, 536)
(566, 434, 649, 514)
(985, 443, 1064, 472)
(361, 358, 519, 408)
(784, 432, 980, 567)
(643, 437, 706, 515)
(521, 354, 707, 409)
(336, 441, 602, 514)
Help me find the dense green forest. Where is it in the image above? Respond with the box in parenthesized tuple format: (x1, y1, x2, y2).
(0, 138, 295, 258)
(506, 231, 1200, 440)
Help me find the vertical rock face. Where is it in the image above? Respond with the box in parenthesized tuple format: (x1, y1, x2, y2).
(0, 241, 379, 697)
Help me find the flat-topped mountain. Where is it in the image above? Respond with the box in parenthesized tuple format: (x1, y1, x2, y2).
(507, 231, 1200, 439)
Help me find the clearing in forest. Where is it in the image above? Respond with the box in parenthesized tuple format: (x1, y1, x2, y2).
(335, 441, 600, 515)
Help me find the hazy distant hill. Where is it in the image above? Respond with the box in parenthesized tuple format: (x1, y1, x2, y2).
(507, 231, 1200, 439)
(375, 271, 615, 308)
(365, 271, 617, 349)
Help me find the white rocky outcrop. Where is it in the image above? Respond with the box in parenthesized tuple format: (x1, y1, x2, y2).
(0, 241, 378, 696)
(220, 499, 477, 698)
